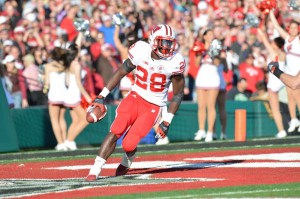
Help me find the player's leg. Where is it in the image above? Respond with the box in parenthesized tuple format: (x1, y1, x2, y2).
(86, 94, 137, 181)
(205, 89, 219, 142)
(194, 89, 207, 140)
(268, 90, 287, 138)
(116, 100, 160, 176)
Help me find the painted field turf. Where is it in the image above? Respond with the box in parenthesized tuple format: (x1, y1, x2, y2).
(0, 139, 300, 198)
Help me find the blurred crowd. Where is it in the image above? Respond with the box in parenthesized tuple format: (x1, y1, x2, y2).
(0, 0, 299, 109)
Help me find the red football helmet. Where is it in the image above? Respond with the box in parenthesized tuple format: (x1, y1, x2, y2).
(149, 24, 177, 58)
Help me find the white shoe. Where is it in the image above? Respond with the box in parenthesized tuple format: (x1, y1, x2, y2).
(86, 156, 106, 181)
(194, 130, 206, 141)
(156, 137, 170, 145)
(205, 132, 213, 142)
(220, 133, 227, 140)
(55, 143, 68, 151)
(288, 119, 300, 132)
(64, 140, 77, 150)
(276, 130, 287, 138)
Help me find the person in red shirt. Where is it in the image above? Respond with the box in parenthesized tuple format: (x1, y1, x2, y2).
(239, 53, 265, 93)
(60, 5, 79, 42)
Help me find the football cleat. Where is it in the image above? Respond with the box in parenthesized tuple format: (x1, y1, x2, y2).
(155, 137, 170, 145)
(115, 164, 130, 176)
(85, 174, 97, 182)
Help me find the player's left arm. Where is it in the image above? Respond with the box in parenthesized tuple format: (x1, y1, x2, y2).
(168, 74, 185, 114)
(156, 73, 185, 139)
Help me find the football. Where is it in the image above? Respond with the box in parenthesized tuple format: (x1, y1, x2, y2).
(86, 105, 107, 123)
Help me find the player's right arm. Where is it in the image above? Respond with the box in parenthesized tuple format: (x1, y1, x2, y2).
(91, 58, 136, 108)
(105, 59, 136, 92)
(92, 41, 141, 107)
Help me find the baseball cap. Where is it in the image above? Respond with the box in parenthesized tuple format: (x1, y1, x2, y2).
(3, 40, 13, 46)
(80, 49, 88, 56)
(101, 43, 113, 51)
(198, 1, 208, 10)
(2, 55, 15, 64)
(102, 15, 111, 22)
(0, 16, 7, 24)
(14, 26, 25, 33)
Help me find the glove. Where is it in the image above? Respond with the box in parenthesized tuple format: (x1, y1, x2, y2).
(156, 121, 169, 139)
(87, 95, 106, 113)
(268, 56, 283, 79)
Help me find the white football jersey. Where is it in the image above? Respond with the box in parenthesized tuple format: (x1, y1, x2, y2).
(128, 41, 185, 106)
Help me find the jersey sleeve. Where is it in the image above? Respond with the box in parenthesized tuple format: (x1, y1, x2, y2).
(171, 53, 186, 75)
(128, 41, 144, 66)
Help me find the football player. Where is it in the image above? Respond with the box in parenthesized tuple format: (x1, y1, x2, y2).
(86, 24, 185, 181)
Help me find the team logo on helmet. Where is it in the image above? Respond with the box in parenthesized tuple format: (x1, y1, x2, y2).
(149, 24, 177, 59)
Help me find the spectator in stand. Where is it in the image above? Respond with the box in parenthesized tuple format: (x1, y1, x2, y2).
(60, 4, 79, 42)
(32, 47, 47, 68)
(79, 48, 95, 96)
(13, 26, 26, 56)
(250, 81, 269, 101)
(193, 1, 213, 33)
(99, 15, 115, 49)
(0, 63, 14, 108)
(239, 53, 265, 93)
(227, 77, 252, 101)
(269, 10, 300, 133)
(22, 54, 47, 106)
(95, 43, 120, 103)
(257, 27, 288, 138)
(90, 8, 102, 30)
(2, 1, 20, 29)
(2, 54, 27, 108)
(230, 31, 252, 66)
(90, 31, 105, 62)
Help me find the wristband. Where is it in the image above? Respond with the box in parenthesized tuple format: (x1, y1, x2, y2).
(162, 112, 174, 124)
(99, 87, 110, 98)
(273, 67, 284, 79)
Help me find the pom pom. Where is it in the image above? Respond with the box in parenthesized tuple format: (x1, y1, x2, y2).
(112, 13, 127, 27)
(73, 18, 90, 36)
(208, 39, 223, 58)
(257, 0, 277, 15)
(192, 40, 206, 55)
(81, 93, 96, 110)
(288, 0, 300, 10)
(245, 14, 260, 27)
